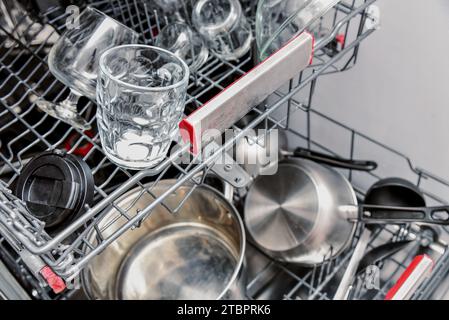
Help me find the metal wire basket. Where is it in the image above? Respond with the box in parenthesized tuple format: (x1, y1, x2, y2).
(1, 0, 448, 300)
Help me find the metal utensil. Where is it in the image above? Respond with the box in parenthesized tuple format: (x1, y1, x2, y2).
(82, 180, 246, 300)
(354, 226, 440, 278)
(346, 226, 441, 300)
(333, 229, 372, 300)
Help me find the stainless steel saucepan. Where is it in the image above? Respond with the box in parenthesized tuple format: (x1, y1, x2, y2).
(244, 158, 358, 265)
(82, 179, 246, 300)
(244, 158, 449, 266)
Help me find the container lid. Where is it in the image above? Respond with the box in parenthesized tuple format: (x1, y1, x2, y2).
(15, 150, 94, 232)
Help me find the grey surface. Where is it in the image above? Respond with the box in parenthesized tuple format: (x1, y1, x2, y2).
(311, 0, 449, 181)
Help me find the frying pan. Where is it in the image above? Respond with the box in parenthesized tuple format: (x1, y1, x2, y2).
(360, 177, 449, 224)
(336, 177, 449, 299)
(334, 177, 438, 299)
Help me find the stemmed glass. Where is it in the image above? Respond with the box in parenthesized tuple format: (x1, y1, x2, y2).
(36, 7, 139, 130)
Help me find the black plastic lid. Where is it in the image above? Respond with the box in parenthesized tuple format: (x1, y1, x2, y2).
(15, 150, 94, 232)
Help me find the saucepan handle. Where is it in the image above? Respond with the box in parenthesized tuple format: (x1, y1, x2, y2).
(291, 147, 378, 171)
(360, 205, 449, 225)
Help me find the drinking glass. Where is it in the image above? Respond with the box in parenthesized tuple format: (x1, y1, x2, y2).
(96, 45, 189, 169)
(153, 0, 193, 24)
(155, 22, 209, 72)
(36, 7, 139, 130)
(256, 0, 341, 61)
(192, 0, 252, 61)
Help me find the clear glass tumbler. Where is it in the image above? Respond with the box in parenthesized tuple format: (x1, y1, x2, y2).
(96, 45, 189, 169)
(192, 0, 252, 61)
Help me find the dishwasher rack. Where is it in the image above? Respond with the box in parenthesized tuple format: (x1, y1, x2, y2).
(1, 0, 449, 300)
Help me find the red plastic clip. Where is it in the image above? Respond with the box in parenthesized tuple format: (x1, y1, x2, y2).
(335, 34, 345, 46)
(40, 266, 66, 294)
(63, 130, 95, 157)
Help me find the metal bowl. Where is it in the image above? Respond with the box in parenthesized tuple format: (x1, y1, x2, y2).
(82, 180, 246, 299)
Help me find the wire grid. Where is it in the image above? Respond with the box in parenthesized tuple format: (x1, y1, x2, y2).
(0, 0, 255, 273)
(2, 0, 446, 301)
(245, 224, 411, 300)
(0, 0, 377, 277)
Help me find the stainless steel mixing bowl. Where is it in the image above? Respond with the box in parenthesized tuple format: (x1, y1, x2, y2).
(82, 180, 246, 300)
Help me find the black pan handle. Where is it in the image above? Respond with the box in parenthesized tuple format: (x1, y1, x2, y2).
(360, 205, 449, 225)
(291, 147, 378, 171)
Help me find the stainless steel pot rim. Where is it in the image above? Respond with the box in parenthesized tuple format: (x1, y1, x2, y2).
(81, 180, 246, 300)
(203, 183, 247, 299)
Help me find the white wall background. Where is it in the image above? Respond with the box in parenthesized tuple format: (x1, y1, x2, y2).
(311, 0, 449, 182)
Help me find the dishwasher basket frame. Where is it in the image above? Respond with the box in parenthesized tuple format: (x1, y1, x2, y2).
(1, 0, 448, 300)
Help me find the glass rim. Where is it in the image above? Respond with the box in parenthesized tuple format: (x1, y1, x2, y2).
(156, 22, 194, 52)
(84, 6, 140, 39)
(192, 0, 242, 34)
(99, 44, 190, 92)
